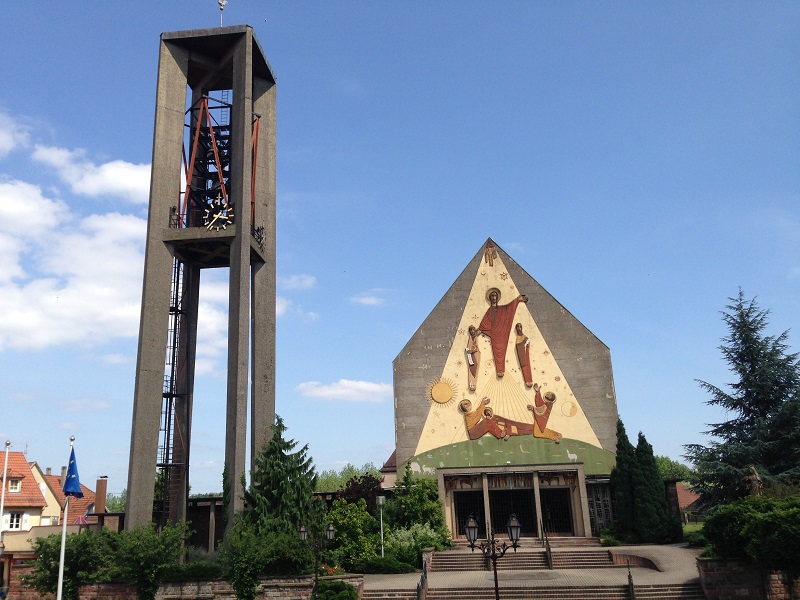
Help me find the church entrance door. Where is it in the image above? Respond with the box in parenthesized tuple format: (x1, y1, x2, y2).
(453, 490, 486, 540)
(488, 489, 537, 537)
(540, 488, 574, 536)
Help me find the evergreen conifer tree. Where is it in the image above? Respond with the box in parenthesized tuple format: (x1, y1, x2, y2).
(634, 432, 681, 542)
(609, 419, 636, 541)
(685, 290, 800, 505)
(243, 415, 318, 533)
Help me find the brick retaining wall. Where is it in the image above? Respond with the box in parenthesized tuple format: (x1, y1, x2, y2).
(698, 558, 800, 600)
(8, 561, 362, 600)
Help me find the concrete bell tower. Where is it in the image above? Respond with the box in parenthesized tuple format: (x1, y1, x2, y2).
(126, 25, 276, 529)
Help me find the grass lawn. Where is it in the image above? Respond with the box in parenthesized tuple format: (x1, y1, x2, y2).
(683, 522, 703, 536)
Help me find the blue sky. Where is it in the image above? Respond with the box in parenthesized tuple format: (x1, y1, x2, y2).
(1, 2, 798, 496)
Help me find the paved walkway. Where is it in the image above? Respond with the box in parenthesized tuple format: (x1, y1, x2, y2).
(363, 544, 702, 591)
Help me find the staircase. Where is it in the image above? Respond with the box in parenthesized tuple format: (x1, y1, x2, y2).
(363, 544, 707, 600)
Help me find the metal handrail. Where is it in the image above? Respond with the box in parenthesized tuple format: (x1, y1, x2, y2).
(416, 559, 428, 600)
(540, 520, 553, 570)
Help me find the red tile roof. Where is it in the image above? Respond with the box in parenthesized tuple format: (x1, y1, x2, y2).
(676, 482, 701, 510)
(44, 475, 96, 519)
(1, 452, 46, 508)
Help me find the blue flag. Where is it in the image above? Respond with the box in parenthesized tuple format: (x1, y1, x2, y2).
(63, 447, 84, 498)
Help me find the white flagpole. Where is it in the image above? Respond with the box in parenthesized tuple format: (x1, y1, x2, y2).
(56, 437, 75, 600)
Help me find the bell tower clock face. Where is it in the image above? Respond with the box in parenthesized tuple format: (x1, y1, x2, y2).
(204, 195, 234, 231)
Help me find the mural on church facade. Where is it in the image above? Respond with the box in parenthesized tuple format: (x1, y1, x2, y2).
(411, 240, 611, 472)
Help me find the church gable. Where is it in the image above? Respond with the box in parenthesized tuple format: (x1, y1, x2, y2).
(393, 239, 617, 474)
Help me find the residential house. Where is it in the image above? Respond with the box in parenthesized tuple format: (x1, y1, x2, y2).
(0, 452, 46, 532)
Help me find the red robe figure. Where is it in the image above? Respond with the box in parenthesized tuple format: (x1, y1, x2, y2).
(479, 288, 528, 377)
(515, 322, 533, 387)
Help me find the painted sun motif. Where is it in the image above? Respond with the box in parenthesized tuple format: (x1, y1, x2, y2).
(427, 377, 458, 406)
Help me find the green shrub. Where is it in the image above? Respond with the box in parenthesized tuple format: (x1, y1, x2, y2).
(162, 558, 225, 582)
(703, 496, 800, 575)
(262, 531, 313, 576)
(683, 530, 706, 548)
(599, 530, 621, 547)
(351, 556, 416, 574)
(317, 580, 358, 600)
(327, 499, 380, 570)
(703, 499, 765, 560)
(386, 522, 449, 567)
(23, 528, 115, 600)
(100, 522, 190, 600)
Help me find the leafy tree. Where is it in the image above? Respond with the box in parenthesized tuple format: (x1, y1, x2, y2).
(326, 498, 379, 570)
(23, 528, 114, 600)
(339, 472, 382, 513)
(316, 463, 380, 492)
(386, 465, 446, 531)
(685, 290, 800, 505)
(101, 522, 189, 600)
(243, 414, 317, 534)
(106, 488, 127, 513)
(610, 419, 637, 541)
(654, 456, 694, 481)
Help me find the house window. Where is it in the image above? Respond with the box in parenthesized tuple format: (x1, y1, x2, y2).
(9, 479, 21, 493)
(9, 512, 22, 530)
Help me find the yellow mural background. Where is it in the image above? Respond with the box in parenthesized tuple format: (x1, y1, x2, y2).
(414, 254, 601, 456)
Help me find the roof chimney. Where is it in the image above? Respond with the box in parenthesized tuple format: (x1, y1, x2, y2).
(46, 467, 52, 476)
(95, 477, 107, 514)
(60, 466, 67, 486)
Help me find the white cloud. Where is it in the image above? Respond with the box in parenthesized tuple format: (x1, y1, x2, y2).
(0, 198, 146, 350)
(31, 144, 150, 204)
(0, 111, 31, 157)
(101, 353, 130, 365)
(295, 379, 392, 403)
(351, 289, 387, 306)
(278, 274, 316, 290)
(276, 296, 290, 316)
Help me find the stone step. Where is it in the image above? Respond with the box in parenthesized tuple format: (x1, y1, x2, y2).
(363, 591, 417, 600)
(425, 583, 706, 600)
(431, 550, 615, 572)
(427, 586, 630, 600)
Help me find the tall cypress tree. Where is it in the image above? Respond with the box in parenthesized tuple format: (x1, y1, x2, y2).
(634, 432, 681, 542)
(685, 290, 800, 505)
(243, 415, 318, 534)
(610, 419, 636, 541)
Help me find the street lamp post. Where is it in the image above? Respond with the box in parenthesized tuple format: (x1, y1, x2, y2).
(377, 495, 385, 558)
(300, 522, 335, 600)
(465, 514, 522, 600)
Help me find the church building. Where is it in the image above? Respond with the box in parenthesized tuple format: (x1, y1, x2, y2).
(392, 238, 618, 541)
